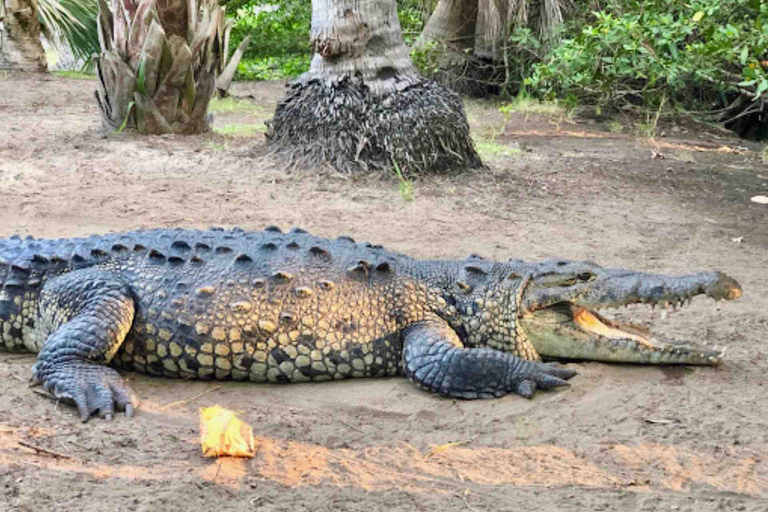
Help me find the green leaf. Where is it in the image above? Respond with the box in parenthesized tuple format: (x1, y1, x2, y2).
(692, 11, 704, 22)
(136, 59, 146, 94)
(37, 0, 100, 69)
(740, 47, 749, 65)
(668, 42, 678, 59)
(113, 101, 135, 135)
(738, 79, 758, 86)
(756, 79, 768, 98)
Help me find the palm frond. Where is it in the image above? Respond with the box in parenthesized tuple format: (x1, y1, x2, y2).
(38, 0, 100, 67)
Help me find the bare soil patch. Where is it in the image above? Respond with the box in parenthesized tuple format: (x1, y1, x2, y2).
(0, 73, 767, 512)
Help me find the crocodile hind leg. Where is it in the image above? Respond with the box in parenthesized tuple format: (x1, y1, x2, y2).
(402, 316, 577, 399)
(31, 268, 137, 422)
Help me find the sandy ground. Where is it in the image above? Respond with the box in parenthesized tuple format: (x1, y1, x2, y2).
(0, 73, 767, 511)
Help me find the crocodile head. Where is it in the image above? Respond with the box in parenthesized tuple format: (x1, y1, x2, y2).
(512, 259, 742, 365)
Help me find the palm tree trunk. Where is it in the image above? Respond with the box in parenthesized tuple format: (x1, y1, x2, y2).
(419, 0, 477, 53)
(474, 0, 508, 61)
(267, 0, 482, 175)
(0, 0, 47, 71)
(415, 0, 504, 96)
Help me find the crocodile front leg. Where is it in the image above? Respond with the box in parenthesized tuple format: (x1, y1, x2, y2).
(402, 316, 577, 399)
(31, 268, 137, 422)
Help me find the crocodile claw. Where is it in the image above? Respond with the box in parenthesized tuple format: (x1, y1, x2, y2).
(34, 362, 139, 422)
(510, 360, 576, 399)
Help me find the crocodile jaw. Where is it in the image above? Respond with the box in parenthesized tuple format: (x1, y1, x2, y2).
(519, 271, 742, 366)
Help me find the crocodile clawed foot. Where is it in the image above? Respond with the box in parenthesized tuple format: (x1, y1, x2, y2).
(34, 363, 139, 422)
(512, 361, 577, 399)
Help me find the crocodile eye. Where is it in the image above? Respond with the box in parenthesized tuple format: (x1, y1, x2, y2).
(577, 272, 594, 282)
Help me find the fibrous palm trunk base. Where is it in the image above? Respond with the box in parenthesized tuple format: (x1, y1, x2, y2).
(267, 76, 483, 175)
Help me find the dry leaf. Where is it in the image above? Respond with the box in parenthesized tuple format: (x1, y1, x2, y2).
(200, 405, 256, 458)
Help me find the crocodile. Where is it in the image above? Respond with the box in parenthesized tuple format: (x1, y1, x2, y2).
(0, 227, 742, 422)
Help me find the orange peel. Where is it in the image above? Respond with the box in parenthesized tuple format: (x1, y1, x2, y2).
(199, 405, 256, 458)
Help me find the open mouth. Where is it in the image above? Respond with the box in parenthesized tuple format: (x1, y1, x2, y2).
(571, 306, 657, 348)
(524, 298, 734, 365)
(518, 269, 742, 365)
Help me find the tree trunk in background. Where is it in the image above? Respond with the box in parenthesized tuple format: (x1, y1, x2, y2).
(418, 0, 477, 53)
(267, 0, 482, 175)
(0, 0, 47, 71)
(474, 0, 509, 61)
(415, 0, 503, 96)
(417, 0, 564, 96)
(94, 0, 228, 134)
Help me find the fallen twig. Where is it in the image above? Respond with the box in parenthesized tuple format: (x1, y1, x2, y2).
(456, 490, 480, 512)
(160, 385, 221, 411)
(424, 435, 479, 459)
(18, 441, 73, 460)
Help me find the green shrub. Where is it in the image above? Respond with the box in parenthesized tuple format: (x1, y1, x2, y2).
(520, 0, 768, 113)
(237, 55, 311, 81)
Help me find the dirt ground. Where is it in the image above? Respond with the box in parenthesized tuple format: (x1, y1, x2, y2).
(0, 72, 767, 512)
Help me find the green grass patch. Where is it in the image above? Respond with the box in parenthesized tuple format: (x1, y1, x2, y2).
(208, 97, 263, 114)
(499, 96, 565, 117)
(392, 158, 414, 202)
(208, 141, 230, 153)
(236, 56, 310, 81)
(54, 70, 95, 80)
(473, 138, 522, 158)
(212, 123, 266, 137)
(606, 121, 624, 134)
